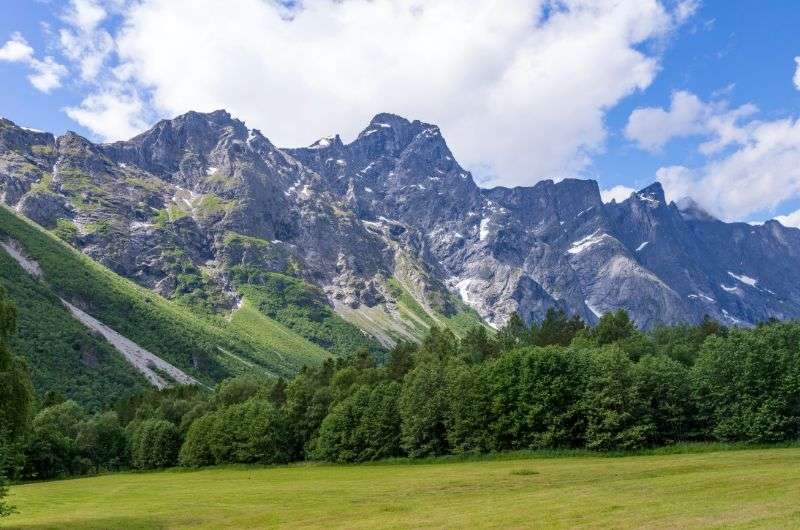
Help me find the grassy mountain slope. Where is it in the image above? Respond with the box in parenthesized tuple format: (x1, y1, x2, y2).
(0, 246, 148, 410)
(229, 267, 385, 357)
(0, 206, 331, 406)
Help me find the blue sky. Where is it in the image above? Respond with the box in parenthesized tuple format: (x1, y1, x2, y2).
(1, 0, 799, 225)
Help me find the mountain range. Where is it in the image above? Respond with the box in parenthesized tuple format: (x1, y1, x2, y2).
(2, 109, 800, 364)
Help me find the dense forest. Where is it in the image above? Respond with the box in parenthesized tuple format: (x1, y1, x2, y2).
(2, 283, 800, 500)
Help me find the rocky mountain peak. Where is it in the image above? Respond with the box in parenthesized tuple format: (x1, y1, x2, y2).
(675, 197, 716, 221)
(632, 182, 666, 206)
(3, 109, 800, 336)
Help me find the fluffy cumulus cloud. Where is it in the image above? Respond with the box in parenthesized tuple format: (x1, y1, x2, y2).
(65, 87, 149, 140)
(655, 117, 800, 221)
(624, 90, 757, 153)
(624, 91, 708, 151)
(626, 81, 800, 222)
(0, 32, 34, 62)
(58, 0, 115, 81)
(0, 32, 67, 93)
(45, 0, 694, 186)
(776, 208, 800, 229)
(600, 185, 635, 203)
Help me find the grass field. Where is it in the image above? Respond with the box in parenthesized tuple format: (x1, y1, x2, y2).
(6, 447, 800, 529)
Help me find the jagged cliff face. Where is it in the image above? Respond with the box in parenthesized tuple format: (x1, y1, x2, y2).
(2, 111, 800, 337)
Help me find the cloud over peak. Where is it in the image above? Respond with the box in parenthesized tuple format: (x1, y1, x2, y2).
(46, 0, 693, 187)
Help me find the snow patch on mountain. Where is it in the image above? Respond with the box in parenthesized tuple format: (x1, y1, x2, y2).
(728, 271, 758, 287)
(479, 218, 490, 241)
(568, 230, 610, 254)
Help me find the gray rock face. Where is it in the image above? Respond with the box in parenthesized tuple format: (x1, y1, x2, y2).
(2, 111, 800, 334)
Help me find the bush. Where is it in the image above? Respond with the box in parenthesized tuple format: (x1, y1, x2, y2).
(130, 419, 179, 469)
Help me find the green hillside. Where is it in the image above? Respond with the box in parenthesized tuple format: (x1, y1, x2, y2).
(0, 206, 331, 408)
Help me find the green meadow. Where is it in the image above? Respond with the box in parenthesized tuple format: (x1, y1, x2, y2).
(7, 446, 800, 529)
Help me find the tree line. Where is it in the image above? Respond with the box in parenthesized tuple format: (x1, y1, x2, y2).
(2, 288, 800, 504)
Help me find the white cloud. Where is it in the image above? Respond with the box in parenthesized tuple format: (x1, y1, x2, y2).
(625, 90, 757, 152)
(0, 32, 34, 62)
(624, 90, 708, 151)
(697, 102, 758, 155)
(0, 32, 66, 93)
(656, 165, 695, 202)
(58, 0, 114, 81)
(65, 87, 149, 140)
(28, 56, 68, 92)
(658, 118, 800, 221)
(775, 208, 800, 229)
(55, 0, 691, 184)
(601, 185, 635, 203)
(794, 57, 800, 91)
(61, 0, 107, 33)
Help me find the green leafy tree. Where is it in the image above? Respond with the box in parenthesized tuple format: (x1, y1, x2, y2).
(212, 374, 270, 408)
(444, 362, 493, 453)
(281, 362, 334, 460)
(487, 346, 590, 450)
(315, 381, 402, 463)
(632, 355, 693, 444)
(177, 413, 216, 467)
(495, 312, 530, 352)
(130, 419, 179, 469)
(0, 474, 11, 518)
(534, 308, 585, 347)
(692, 324, 800, 442)
(399, 362, 449, 457)
(180, 399, 289, 466)
(582, 347, 654, 450)
(592, 309, 637, 345)
(76, 412, 129, 473)
(387, 342, 416, 380)
(459, 326, 497, 363)
(416, 327, 459, 363)
(0, 286, 34, 465)
(0, 287, 34, 516)
(24, 401, 86, 479)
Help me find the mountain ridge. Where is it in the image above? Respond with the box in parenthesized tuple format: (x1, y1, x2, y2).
(2, 110, 800, 339)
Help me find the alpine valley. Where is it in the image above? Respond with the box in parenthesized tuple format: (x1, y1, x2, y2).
(2, 110, 800, 404)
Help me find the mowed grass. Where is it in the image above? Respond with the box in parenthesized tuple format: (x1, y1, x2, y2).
(7, 448, 800, 529)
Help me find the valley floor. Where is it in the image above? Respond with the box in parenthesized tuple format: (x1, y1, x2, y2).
(6, 447, 800, 529)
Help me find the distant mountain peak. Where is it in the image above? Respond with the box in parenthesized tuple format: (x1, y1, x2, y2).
(634, 182, 666, 206)
(675, 196, 716, 221)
